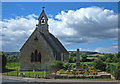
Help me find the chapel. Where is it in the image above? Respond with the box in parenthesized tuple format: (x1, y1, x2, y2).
(20, 7, 69, 70)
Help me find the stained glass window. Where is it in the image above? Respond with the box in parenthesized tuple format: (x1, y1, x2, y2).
(38, 52, 41, 62)
(35, 50, 38, 62)
(31, 50, 41, 63)
(31, 52, 34, 62)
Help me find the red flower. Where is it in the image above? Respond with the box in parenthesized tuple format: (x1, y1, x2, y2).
(80, 71, 83, 74)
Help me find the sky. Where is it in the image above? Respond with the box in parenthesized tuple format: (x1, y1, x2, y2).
(0, 2, 119, 53)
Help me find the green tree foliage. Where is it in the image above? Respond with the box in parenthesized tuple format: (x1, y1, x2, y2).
(106, 63, 119, 79)
(63, 63, 69, 70)
(69, 55, 73, 63)
(50, 61, 63, 71)
(1, 52, 7, 71)
(116, 52, 120, 58)
(93, 58, 105, 71)
(73, 57, 76, 62)
(7, 55, 19, 62)
(104, 53, 114, 62)
(105, 58, 111, 63)
(69, 55, 76, 63)
(81, 53, 87, 62)
(70, 52, 76, 57)
(99, 52, 120, 63)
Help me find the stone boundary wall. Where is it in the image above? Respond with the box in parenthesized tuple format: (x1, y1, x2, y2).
(54, 75, 111, 79)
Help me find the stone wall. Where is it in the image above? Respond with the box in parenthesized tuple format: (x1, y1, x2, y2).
(20, 28, 55, 70)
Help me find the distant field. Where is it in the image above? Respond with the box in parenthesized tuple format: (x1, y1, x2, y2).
(6, 62, 20, 69)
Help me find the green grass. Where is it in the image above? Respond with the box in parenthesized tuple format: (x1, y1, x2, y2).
(2, 70, 46, 78)
(69, 62, 93, 65)
(109, 63, 119, 66)
(6, 62, 20, 69)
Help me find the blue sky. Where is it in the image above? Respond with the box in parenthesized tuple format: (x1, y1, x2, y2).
(3, 2, 118, 19)
(1, 2, 118, 53)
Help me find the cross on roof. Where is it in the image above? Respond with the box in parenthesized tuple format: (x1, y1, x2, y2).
(42, 6, 45, 10)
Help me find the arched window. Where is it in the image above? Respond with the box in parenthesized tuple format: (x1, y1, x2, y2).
(38, 52, 41, 62)
(31, 50, 41, 63)
(31, 52, 34, 62)
(35, 50, 38, 62)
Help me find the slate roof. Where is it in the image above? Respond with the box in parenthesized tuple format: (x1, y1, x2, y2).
(40, 32, 68, 54)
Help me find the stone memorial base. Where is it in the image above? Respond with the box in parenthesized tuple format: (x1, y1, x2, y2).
(73, 69, 84, 71)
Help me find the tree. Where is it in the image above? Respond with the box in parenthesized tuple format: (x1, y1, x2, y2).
(104, 53, 114, 62)
(92, 58, 105, 71)
(81, 53, 87, 62)
(7, 55, 20, 62)
(63, 63, 69, 70)
(1, 52, 7, 71)
(69, 55, 76, 63)
(116, 52, 120, 58)
(72, 57, 76, 63)
(70, 52, 76, 57)
(69, 55, 73, 63)
(105, 58, 111, 63)
(98, 56, 105, 61)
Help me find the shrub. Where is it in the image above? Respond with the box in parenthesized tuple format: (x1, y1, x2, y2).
(50, 60, 63, 71)
(1, 52, 7, 71)
(81, 53, 87, 62)
(106, 63, 119, 79)
(63, 63, 69, 70)
(92, 59, 105, 71)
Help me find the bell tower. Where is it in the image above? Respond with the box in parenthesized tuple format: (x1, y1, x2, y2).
(37, 7, 49, 33)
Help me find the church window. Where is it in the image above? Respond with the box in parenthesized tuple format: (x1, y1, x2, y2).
(38, 52, 41, 62)
(35, 50, 38, 62)
(31, 50, 41, 63)
(31, 52, 34, 62)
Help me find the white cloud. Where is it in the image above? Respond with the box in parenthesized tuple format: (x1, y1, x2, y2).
(1, 7, 118, 52)
(94, 46, 118, 54)
(69, 46, 118, 54)
(1, 14, 38, 51)
(49, 7, 118, 46)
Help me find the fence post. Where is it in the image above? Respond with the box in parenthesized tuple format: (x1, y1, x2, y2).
(46, 66, 47, 78)
(17, 68, 18, 76)
(42, 69, 43, 78)
(14, 62, 15, 69)
(43, 69, 44, 78)
(29, 71, 30, 78)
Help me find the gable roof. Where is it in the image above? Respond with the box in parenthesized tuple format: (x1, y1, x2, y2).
(20, 28, 68, 54)
(20, 28, 37, 51)
(40, 32, 69, 54)
(38, 10, 48, 21)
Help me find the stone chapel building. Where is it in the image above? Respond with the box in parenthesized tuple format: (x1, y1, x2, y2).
(20, 7, 69, 70)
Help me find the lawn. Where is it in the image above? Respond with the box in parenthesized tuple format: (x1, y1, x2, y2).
(69, 62, 93, 65)
(2, 70, 46, 78)
(6, 62, 20, 69)
(110, 63, 119, 66)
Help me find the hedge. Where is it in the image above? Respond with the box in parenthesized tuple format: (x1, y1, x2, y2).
(106, 63, 119, 79)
